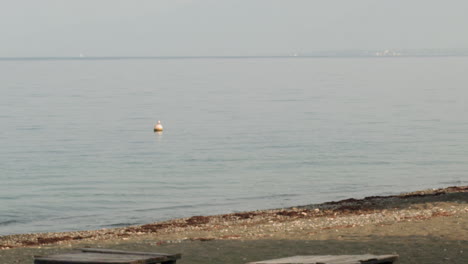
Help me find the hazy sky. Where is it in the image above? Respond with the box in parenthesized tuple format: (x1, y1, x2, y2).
(1, 0, 467, 57)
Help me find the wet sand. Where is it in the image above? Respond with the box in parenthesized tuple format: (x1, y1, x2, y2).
(1, 186, 466, 264)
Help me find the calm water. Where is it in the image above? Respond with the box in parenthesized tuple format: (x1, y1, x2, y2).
(1, 57, 467, 235)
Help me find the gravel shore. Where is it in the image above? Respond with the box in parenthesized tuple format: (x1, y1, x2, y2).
(1, 186, 467, 263)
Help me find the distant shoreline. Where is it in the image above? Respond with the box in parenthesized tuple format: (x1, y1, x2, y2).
(1, 54, 468, 61)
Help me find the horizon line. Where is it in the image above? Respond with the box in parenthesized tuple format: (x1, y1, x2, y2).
(0, 50, 468, 61)
(2, 48, 468, 61)
(1, 53, 468, 61)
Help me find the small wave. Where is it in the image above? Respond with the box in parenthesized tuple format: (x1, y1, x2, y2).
(132, 201, 238, 213)
(104, 222, 140, 228)
(0, 220, 19, 226)
(227, 193, 299, 201)
(47, 214, 102, 221)
(439, 180, 467, 185)
(133, 204, 194, 213)
(271, 99, 303, 102)
(16, 126, 43, 131)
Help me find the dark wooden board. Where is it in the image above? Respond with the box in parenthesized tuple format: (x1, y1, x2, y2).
(34, 248, 181, 264)
(80, 248, 181, 258)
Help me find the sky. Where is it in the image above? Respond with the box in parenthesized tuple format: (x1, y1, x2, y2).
(1, 0, 468, 57)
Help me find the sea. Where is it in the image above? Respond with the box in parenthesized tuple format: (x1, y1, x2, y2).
(1, 56, 467, 235)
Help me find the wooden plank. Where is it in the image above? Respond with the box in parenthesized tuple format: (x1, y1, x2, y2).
(34, 248, 181, 264)
(35, 253, 165, 264)
(79, 248, 181, 259)
(360, 254, 398, 264)
(246, 254, 399, 264)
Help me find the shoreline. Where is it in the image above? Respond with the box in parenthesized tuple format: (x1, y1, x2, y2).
(1, 185, 466, 250)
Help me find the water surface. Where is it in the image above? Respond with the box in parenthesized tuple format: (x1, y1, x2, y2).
(1, 57, 467, 235)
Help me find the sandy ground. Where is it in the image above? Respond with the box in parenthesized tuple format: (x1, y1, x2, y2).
(1, 186, 466, 264)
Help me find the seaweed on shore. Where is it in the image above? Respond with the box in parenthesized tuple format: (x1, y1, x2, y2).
(1, 186, 466, 249)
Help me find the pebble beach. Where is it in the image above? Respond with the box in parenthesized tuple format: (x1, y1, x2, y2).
(1, 186, 467, 264)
